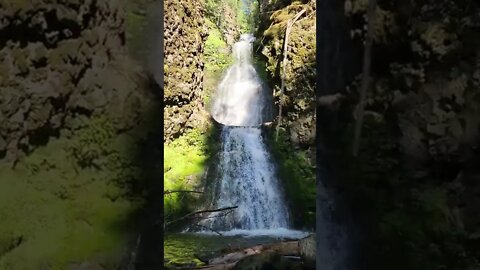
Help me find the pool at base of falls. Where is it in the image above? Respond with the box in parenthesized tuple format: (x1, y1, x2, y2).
(193, 228, 310, 239)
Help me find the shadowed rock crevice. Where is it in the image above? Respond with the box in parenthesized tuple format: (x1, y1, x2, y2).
(0, 9, 82, 49)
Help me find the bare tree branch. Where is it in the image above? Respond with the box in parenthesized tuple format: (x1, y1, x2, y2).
(191, 224, 224, 236)
(165, 190, 203, 195)
(165, 206, 238, 227)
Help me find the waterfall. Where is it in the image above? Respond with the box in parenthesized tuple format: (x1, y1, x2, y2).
(211, 34, 269, 127)
(199, 34, 291, 233)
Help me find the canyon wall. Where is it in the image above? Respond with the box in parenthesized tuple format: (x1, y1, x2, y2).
(163, 0, 209, 142)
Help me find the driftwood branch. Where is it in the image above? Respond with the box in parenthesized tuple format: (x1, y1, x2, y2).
(165, 190, 204, 195)
(165, 206, 238, 227)
(208, 241, 300, 265)
(255, 22, 273, 53)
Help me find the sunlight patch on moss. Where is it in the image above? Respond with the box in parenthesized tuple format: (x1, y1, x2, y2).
(164, 129, 209, 219)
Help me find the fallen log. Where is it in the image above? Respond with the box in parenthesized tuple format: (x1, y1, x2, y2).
(173, 234, 315, 270)
(208, 241, 299, 265)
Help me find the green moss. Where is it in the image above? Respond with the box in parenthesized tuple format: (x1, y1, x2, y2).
(0, 117, 141, 269)
(266, 130, 315, 229)
(164, 129, 211, 221)
(202, 19, 232, 107)
(68, 117, 116, 168)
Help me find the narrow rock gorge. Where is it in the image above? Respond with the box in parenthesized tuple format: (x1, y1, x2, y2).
(163, 0, 317, 270)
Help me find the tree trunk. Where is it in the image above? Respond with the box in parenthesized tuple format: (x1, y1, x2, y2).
(352, 0, 377, 156)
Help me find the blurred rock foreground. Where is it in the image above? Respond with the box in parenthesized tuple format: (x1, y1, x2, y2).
(317, 0, 480, 269)
(0, 0, 162, 269)
(0, 0, 153, 164)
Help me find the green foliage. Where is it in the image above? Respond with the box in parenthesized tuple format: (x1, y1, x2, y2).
(205, 0, 236, 30)
(204, 19, 232, 72)
(204, 0, 222, 24)
(205, 0, 257, 39)
(164, 129, 210, 222)
(267, 130, 315, 229)
(203, 19, 232, 107)
(246, 0, 260, 33)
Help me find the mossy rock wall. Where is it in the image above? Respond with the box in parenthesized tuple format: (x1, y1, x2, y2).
(259, 0, 316, 156)
(163, 0, 209, 142)
(0, 0, 151, 164)
(256, 0, 317, 229)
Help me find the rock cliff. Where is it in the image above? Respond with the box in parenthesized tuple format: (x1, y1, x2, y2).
(255, 0, 317, 229)
(258, 0, 316, 154)
(163, 0, 209, 142)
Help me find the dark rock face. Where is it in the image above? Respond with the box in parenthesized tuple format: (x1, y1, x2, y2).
(317, 0, 480, 269)
(0, 0, 149, 164)
(340, 0, 480, 169)
(163, 0, 209, 142)
(339, 0, 480, 180)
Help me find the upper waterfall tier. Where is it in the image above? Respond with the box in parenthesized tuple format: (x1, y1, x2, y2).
(211, 34, 271, 127)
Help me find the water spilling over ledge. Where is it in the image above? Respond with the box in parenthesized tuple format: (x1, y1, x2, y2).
(210, 34, 270, 127)
(195, 34, 295, 235)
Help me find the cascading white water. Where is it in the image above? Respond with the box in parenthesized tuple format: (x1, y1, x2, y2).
(211, 34, 268, 127)
(200, 34, 292, 233)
